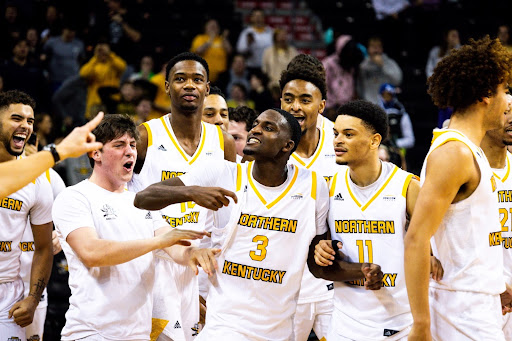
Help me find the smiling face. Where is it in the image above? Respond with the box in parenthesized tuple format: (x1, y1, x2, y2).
(166, 60, 209, 114)
(202, 94, 229, 130)
(243, 109, 293, 159)
(93, 133, 137, 185)
(281, 79, 325, 135)
(333, 115, 380, 166)
(0, 103, 34, 157)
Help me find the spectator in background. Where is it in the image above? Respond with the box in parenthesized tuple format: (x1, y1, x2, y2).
(97, 80, 137, 117)
(217, 54, 251, 98)
(202, 86, 230, 130)
(134, 96, 152, 125)
(425, 28, 460, 78)
(497, 24, 512, 52)
(227, 83, 255, 110)
(42, 21, 85, 93)
(80, 42, 126, 119)
(425, 28, 460, 127)
(129, 55, 155, 81)
(34, 113, 54, 149)
(0, 4, 23, 56)
(228, 105, 257, 162)
(106, 0, 142, 66)
(26, 27, 42, 65)
(149, 61, 172, 115)
(191, 18, 232, 83)
(323, 35, 364, 120)
(357, 36, 402, 105)
(262, 28, 298, 90)
(248, 69, 274, 113)
(0, 39, 49, 111)
(40, 5, 62, 44)
(52, 75, 88, 127)
(236, 8, 273, 72)
(378, 83, 414, 150)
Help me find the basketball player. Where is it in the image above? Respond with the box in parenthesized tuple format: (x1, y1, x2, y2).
(52, 114, 210, 340)
(0, 90, 53, 339)
(481, 103, 512, 337)
(19, 168, 65, 341)
(134, 108, 383, 339)
(0, 110, 103, 198)
(202, 86, 229, 131)
(308, 100, 425, 340)
(128, 52, 236, 341)
(279, 54, 337, 340)
(404, 36, 512, 340)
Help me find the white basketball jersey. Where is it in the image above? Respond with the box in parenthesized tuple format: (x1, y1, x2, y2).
(0, 164, 53, 284)
(493, 151, 512, 287)
(421, 129, 505, 295)
(205, 162, 324, 340)
(129, 114, 225, 231)
(328, 162, 414, 340)
(289, 124, 341, 304)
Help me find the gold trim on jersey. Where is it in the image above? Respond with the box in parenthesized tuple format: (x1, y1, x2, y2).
(345, 165, 399, 212)
(142, 122, 153, 147)
(236, 163, 242, 191)
(493, 153, 511, 183)
(402, 173, 413, 197)
(329, 172, 338, 197)
(247, 161, 299, 209)
(217, 125, 225, 151)
(430, 129, 483, 161)
(311, 171, 317, 200)
(45, 169, 51, 184)
(290, 128, 325, 169)
(159, 116, 207, 165)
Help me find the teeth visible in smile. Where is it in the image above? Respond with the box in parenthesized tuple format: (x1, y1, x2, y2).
(248, 138, 259, 143)
(14, 134, 26, 139)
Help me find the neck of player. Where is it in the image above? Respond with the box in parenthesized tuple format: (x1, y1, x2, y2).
(481, 137, 507, 169)
(349, 155, 382, 187)
(89, 171, 126, 193)
(295, 126, 320, 158)
(168, 109, 203, 150)
(448, 108, 491, 146)
(0, 147, 16, 163)
(252, 160, 289, 187)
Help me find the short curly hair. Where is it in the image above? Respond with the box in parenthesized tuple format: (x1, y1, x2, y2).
(0, 90, 36, 113)
(336, 100, 389, 142)
(229, 106, 257, 131)
(428, 36, 512, 112)
(279, 54, 327, 100)
(165, 52, 209, 82)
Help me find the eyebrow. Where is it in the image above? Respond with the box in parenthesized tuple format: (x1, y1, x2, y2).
(283, 92, 313, 98)
(174, 72, 205, 77)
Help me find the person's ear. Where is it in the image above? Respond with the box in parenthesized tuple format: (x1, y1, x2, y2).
(370, 133, 382, 150)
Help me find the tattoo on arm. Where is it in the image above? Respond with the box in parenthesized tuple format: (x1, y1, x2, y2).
(29, 278, 46, 299)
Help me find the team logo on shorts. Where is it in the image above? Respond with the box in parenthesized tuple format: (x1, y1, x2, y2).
(101, 204, 118, 220)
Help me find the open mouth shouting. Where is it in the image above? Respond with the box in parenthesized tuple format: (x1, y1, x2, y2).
(123, 160, 134, 172)
(12, 132, 27, 150)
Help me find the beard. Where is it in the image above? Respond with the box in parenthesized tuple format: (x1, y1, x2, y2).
(336, 160, 348, 165)
(0, 136, 23, 156)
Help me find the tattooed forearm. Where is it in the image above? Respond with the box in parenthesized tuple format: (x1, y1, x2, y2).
(29, 278, 46, 299)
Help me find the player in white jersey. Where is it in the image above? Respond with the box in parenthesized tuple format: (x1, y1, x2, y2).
(279, 54, 337, 340)
(128, 52, 236, 341)
(481, 106, 512, 338)
(202, 86, 229, 131)
(135, 108, 348, 340)
(404, 36, 512, 341)
(308, 100, 425, 340)
(52, 114, 212, 340)
(0, 91, 54, 339)
(19, 168, 65, 341)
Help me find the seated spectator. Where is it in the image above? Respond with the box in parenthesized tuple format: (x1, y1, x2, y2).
(191, 18, 232, 83)
(216, 54, 251, 98)
(425, 28, 460, 78)
(26, 27, 43, 66)
(34, 113, 54, 149)
(129, 55, 155, 81)
(97, 80, 137, 116)
(227, 83, 255, 110)
(262, 28, 298, 90)
(106, 0, 142, 66)
(236, 8, 273, 72)
(248, 70, 274, 113)
(52, 75, 88, 127)
(323, 35, 364, 119)
(378, 83, 414, 150)
(40, 5, 62, 44)
(228, 105, 257, 162)
(202, 86, 229, 130)
(0, 4, 24, 58)
(134, 96, 152, 125)
(497, 24, 512, 52)
(357, 36, 402, 105)
(42, 21, 85, 93)
(0, 38, 50, 110)
(80, 42, 127, 119)
(150, 61, 172, 115)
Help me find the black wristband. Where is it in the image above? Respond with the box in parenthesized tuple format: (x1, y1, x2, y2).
(44, 144, 61, 164)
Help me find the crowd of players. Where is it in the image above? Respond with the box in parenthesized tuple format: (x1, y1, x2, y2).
(1, 34, 512, 341)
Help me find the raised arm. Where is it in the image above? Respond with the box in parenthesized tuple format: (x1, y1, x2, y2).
(404, 142, 475, 340)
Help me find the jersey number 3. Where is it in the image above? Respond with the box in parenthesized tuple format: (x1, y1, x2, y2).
(250, 235, 268, 261)
(356, 240, 373, 263)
